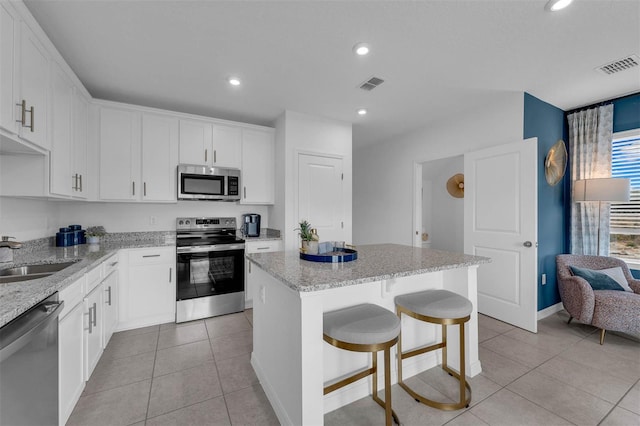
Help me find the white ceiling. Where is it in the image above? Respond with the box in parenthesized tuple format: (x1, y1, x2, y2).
(24, 0, 640, 149)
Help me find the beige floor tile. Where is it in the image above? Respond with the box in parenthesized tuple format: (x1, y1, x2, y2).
(224, 384, 279, 425)
(600, 406, 640, 426)
(477, 314, 515, 334)
(205, 311, 252, 339)
(536, 356, 636, 404)
(415, 366, 501, 407)
(504, 326, 580, 356)
(157, 321, 209, 350)
(216, 353, 259, 394)
(244, 308, 253, 325)
(146, 396, 231, 426)
(559, 338, 640, 382)
(153, 340, 213, 377)
(386, 378, 463, 426)
(478, 326, 500, 343)
(470, 388, 572, 426)
(111, 324, 159, 339)
(444, 411, 489, 426)
(210, 329, 253, 361)
(101, 330, 158, 360)
(67, 380, 151, 426)
(159, 319, 204, 331)
(147, 361, 223, 418)
(584, 331, 640, 364)
(84, 351, 155, 395)
(619, 381, 640, 415)
(507, 370, 613, 425)
(480, 334, 555, 368)
(478, 346, 531, 386)
(537, 313, 599, 339)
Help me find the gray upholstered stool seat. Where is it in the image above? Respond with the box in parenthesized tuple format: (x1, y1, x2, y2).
(395, 289, 472, 411)
(323, 304, 400, 425)
(323, 303, 401, 345)
(395, 289, 472, 319)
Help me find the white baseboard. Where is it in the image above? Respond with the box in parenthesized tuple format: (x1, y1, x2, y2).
(537, 302, 563, 320)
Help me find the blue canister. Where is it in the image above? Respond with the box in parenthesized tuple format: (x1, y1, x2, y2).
(68, 225, 85, 245)
(56, 227, 72, 247)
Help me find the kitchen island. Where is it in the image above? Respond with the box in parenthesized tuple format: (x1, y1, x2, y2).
(246, 243, 490, 425)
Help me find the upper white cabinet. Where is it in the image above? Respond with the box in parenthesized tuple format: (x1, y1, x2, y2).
(0, 2, 18, 135)
(179, 119, 241, 168)
(17, 21, 49, 149)
(72, 90, 89, 198)
(241, 128, 275, 204)
(99, 106, 141, 201)
(141, 113, 178, 201)
(49, 60, 74, 197)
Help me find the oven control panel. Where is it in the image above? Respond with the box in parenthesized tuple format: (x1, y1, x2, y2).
(176, 217, 236, 231)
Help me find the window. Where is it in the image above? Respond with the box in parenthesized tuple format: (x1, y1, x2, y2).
(610, 129, 640, 259)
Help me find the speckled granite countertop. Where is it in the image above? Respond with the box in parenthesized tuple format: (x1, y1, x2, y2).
(240, 228, 282, 242)
(0, 232, 176, 328)
(247, 243, 490, 293)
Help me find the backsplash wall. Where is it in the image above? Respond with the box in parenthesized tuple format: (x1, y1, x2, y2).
(0, 196, 270, 242)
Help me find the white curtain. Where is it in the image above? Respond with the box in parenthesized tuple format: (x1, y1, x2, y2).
(568, 104, 614, 255)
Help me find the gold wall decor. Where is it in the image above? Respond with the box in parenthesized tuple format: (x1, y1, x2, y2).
(545, 139, 567, 186)
(446, 173, 464, 198)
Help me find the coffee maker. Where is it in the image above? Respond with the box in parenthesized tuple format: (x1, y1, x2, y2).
(242, 213, 261, 237)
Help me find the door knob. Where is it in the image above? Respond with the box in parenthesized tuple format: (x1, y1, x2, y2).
(523, 241, 533, 247)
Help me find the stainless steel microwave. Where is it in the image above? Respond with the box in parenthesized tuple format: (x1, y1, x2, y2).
(177, 164, 241, 201)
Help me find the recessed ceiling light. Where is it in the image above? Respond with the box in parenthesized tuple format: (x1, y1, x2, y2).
(357, 108, 367, 116)
(353, 43, 370, 56)
(228, 77, 241, 86)
(545, 0, 573, 12)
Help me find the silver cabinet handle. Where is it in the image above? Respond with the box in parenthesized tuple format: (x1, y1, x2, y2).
(132, 181, 135, 196)
(523, 241, 533, 248)
(15, 100, 34, 131)
(214, 150, 217, 163)
(256, 247, 270, 250)
(244, 186, 246, 199)
(73, 173, 77, 191)
(169, 267, 172, 283)
(79, 174, 83, 192)
(248, 260, 251, 273)
(110, 261, 118, 267)
(205, 149, 208, 162)
(143, 254, 161, 258)
(92, 302, 97, 326)
(105, 286, 112, 306)
(87, 306, 93, 333)
(144, 182, 147, 197)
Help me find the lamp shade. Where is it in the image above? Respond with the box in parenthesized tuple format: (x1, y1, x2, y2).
(574, 178, 631, 202)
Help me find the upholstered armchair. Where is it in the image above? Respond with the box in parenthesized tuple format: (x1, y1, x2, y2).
(556, 254, 640, 344)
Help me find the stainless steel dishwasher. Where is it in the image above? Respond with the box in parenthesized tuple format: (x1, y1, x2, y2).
(0, 293, 63, 426)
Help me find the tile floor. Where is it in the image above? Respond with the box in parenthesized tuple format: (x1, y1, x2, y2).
(67, 310, 640, 426)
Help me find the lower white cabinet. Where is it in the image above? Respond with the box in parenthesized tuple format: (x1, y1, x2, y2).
(245, 240, 282, 308)
(102, 256, 119, 347)
(84, 281, 104, 380)
(118, 247, 175, 330)
(58, 275, 86, 426)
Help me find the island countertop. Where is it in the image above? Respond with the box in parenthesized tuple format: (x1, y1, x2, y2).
(246, 243, 490, 292)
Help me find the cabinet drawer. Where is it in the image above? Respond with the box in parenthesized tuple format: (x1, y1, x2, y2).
(85, 264, 103, 293)
(128, 247, 174, 265)
(59, 275, 86, 319)
(103, 254, 119, 276)
(246, 240, 282, 254)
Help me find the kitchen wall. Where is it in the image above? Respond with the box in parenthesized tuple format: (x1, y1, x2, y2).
(353, 91, 524, 246)
(0, 196, 270, 242)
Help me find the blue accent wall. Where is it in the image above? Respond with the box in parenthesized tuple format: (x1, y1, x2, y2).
(524, 93, 567, 310)
(612, 94, 640, 133)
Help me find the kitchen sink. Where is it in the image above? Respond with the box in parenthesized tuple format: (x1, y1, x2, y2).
(0, 261, 77, 284)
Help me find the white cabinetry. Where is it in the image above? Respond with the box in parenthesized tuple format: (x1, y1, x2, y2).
(241, 128, 274, 204)
(141, 113, 178, 201)
(179, 119, 241, 168)
(49, 60, 73, 197)
(72, 90, 89, 198)
(58, 275, 86, 426)
(245, 239, 282, 308)
(84, 275, 104, 380)
(0, 2, 18, 135)
(17, 21, 49, 149)
(102, 255, 119, 346)
(118, 247, 175, 329)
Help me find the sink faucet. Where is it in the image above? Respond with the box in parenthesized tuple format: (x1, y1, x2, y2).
(0, 236, 22, 263)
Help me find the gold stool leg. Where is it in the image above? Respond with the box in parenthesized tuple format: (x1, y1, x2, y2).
(459, 322, 467, 407)
(370, 350, 400, 425)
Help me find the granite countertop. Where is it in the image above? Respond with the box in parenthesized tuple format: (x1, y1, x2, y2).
(246, 243, 491, 293)
(240, 228, 282, 242)
(0, 232, 176, 328)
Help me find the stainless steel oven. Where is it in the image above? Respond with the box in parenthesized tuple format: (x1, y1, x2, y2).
(176, 217, 245, 323)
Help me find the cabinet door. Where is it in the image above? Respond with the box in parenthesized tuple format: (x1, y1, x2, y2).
(19, 21, 49, 149)
(0, 2, 18, 134)
(102, 269, 118, 347)
(99, 107, 140, 200)
(241, 129, 274, 204)
(179, 119, 212, 165)
(49, 61, 73, 197)
(84, 284, 103, 380)
(142, 113, 178, 201)
(212, 123, 241, 168)
(59, 302, 85, 426)
(72, 91, 89, 199)
(245, 240, 282, 307)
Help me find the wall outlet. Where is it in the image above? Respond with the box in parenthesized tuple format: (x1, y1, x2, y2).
(541, 273, 547, 285)
(149, 216, 157, 226)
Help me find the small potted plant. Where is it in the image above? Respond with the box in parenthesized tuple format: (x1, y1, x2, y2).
(295, 220, 319, 254)
(85, 226, 106, 244)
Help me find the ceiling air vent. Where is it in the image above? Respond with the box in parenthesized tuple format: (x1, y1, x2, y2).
(595, 55, 639, 75)
(359, 76, 385, 91)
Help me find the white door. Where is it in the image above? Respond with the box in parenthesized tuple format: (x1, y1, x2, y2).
(298, 153, 345, 243)
(464, 138, 538, 332)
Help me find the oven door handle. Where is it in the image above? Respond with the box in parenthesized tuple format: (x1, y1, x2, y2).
(177, 244, 245, 254)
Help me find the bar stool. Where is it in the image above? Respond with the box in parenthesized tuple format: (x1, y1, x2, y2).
(323, 303, 401, 426)
(395, 289, 472, 410)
